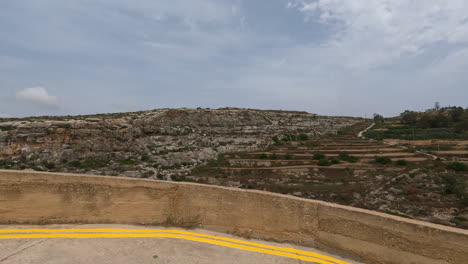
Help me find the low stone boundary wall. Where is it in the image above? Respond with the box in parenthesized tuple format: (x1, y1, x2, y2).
(0, 170, 467, 263)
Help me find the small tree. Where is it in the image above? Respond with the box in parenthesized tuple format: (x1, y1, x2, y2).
(373, 113, 384, 124)
(400, 110, 418, 127)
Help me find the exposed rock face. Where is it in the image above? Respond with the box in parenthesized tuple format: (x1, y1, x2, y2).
(0, 108, 361, 178)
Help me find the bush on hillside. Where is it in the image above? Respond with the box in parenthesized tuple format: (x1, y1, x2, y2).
(313, 153, 326, 160)
(338, 152, 359, 163)
(317, 159, 331, 166)
(374, 156, 392, 165)
(447, 162, 467, 172)
(395, 160, 408, 166)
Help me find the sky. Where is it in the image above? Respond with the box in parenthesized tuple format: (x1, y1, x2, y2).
(1, 0, 468, 118)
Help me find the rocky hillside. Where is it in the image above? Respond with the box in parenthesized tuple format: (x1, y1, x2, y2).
(0, 108, 362, 179)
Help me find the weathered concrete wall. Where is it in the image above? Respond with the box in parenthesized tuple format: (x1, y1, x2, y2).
(0, 170, 467, 264)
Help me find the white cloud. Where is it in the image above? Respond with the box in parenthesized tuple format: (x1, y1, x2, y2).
(16, 87, 59, 107)
(0, 112, 11, 118)
(291, 0, 468, 69)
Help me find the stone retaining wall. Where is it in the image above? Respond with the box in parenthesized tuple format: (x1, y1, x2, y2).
(0, 170, 467, 264)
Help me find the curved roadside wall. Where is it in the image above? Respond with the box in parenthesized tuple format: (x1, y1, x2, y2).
(0, 170, 467, 264)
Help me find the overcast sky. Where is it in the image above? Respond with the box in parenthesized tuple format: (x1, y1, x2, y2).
(1, 0, 468, 118)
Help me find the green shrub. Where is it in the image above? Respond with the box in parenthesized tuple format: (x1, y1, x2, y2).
(42, 162, 56, 169)
(447, 162, 467, 172)
(453, 216, 468, 222)
(330, 158, 340, 164)
(395, 160, 408, 166)
(282, 134, 298, 142)
(269, 153, 278, 160)
(259, 153, 268, 159)
(442, 175, 467, 200)
(272, 136, 283, 146)
(298, 133, 309, 141)
(338, 152, 359, 163)
(0, 160, 14, 169)
(317, 159, 331, 166)
(313, 153, 326, 160)
(339, 152, 350, 160)
(69, 160, 81, 167)
(284, 153, 293, 160)
(374, 156, 392, 164)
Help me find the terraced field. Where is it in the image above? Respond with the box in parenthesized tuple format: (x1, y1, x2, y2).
(189, 122, 468, 229)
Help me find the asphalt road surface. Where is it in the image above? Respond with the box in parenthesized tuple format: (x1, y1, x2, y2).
(0, 224, 361, 264)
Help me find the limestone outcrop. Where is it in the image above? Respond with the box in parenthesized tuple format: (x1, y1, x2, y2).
(0, 108, 361, 178)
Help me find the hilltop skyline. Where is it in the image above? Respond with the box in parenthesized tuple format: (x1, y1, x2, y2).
(1, 0, 468, 117)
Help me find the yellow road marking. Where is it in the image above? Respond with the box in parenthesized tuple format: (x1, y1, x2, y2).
(0, 233, 341, 264)
(0, 229, 352, 264)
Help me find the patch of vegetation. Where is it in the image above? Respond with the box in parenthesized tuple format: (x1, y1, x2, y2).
(281, 133, 310, 142)
(441, 174, 468, 206)
(171, 175, 192, 182)
(118, 159, 139, 165)
(317, 159, 331, 166)
(373, 113, 384, 125)
(338, 152, 359, 163)
(0, 125, 16, 131)
(259, 153, 268, 159)
(56, 123, 72, 129)
(337, 126, 352, 135)
(140, 155, 150, 162)
(366, 104, 468, 140)
(330, 158, 340, 164)
(284, 153, 293, 160)
(204, 153, 231, 167)
(365, 127, 468, 140)
(269, 153, 278, 160)
(374, 156, 392, 164)
(41, 161, 56, 169)
(298, 133, 309, 141)
(272, 136, 283, 146)
(305, 142, 320, 147)
(313, 152, 326, 160)
(451, 216, 467, 222)
(69, 159, 106, 169)
(395, 160, 408, 166)
(447, 162, 467, 172)
(0, 160, 15, 169)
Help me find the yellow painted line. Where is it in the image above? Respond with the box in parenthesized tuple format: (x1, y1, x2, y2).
(0, 228, 351, 264)
(0, 233, 342, 264)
